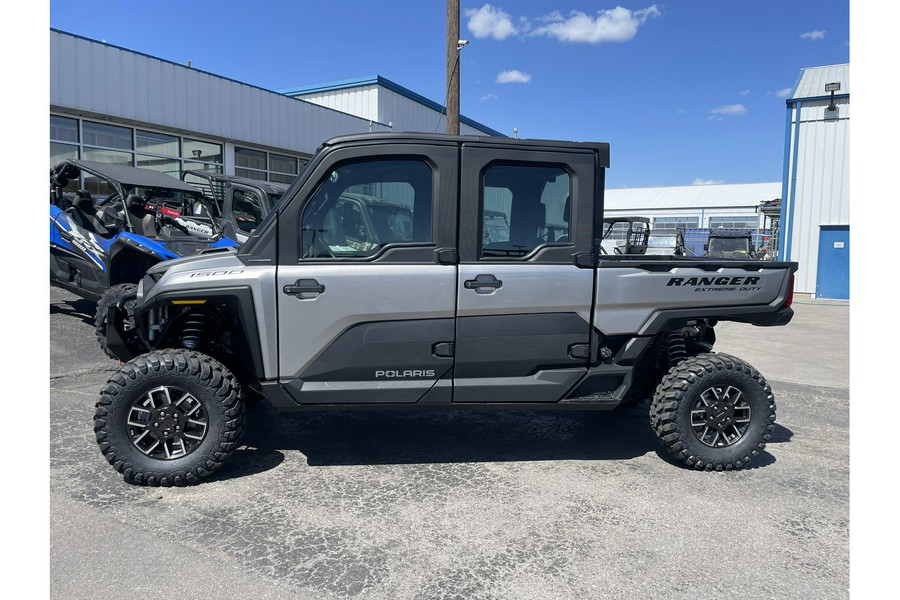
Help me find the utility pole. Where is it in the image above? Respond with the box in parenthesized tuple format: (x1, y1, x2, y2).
(446, 0, 460, 135)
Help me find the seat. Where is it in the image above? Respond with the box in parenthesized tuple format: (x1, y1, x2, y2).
(508, 202, 545, 252)
(125, 194, 157, 237)
(66, 191, 108, 235)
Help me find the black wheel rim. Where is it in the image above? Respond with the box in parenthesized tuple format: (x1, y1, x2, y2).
(126, 386, 208, 460)
(690, 384, 751, 448)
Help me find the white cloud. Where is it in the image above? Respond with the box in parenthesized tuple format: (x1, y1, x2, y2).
(676, 108, 686, 114)
(800, 29, 827, 40)
(465, 4, 518, 40)
(531, 5, 661, 43)
(480, 92, 499, 101)
(692, 178, 724, 186)
(710, 104, 748, 116)
(496, 70, 531, 84)
(739, 89, 750, 96)
(775, 87, 792, 98)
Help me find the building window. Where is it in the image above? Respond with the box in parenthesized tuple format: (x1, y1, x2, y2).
(236, 146, 302, 183)
(653, 216, 699, 231)
(82, 148, 133, 165)
(49, 115, 303, 187)
(235, 147, 268, 180)
(137, 130, 180, 157)
(269, 153, 299, 184)
(708, 216, 758, 230)
(83, 121, 132, 150)
(50, 115, 78, 144)
(183, 139, 223, 166)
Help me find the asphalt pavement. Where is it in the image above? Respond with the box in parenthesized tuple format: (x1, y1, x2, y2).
(46, 287, 849, 599)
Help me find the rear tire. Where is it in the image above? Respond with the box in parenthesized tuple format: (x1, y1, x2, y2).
(94, 283, 138, 359)
(94, 350, 245, 486)
(650, 353, 775, 471)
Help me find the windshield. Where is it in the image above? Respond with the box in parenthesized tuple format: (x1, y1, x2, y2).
(647, 236, 676, 248)
(708, 237, 749, 255)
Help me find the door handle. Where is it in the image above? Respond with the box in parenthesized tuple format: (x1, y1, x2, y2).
(283, 279, 325, 298)
(464, 274, 503, 294)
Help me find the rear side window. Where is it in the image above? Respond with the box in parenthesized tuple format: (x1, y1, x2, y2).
(480, 164, 570, 258)
(300, 159, 432, 259)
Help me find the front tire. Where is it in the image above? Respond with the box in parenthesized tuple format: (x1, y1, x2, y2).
(650, 353, 775, 471)
(94, 283, 138, 359)
(94, 350, 245, 486)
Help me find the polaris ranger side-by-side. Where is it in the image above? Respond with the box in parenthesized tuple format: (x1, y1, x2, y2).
(94, 133, 797, 485)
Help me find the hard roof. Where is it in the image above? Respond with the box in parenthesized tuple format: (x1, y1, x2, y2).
(65, 160, 200, 193)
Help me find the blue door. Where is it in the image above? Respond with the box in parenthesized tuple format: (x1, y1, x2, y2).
(816, 226, 849, 300)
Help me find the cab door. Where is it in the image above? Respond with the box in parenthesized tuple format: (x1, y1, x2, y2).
(453, 143, 600, 403)
(275, 142, 459, 405)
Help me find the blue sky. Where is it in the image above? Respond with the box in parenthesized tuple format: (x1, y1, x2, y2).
(46, 1, 850, 188)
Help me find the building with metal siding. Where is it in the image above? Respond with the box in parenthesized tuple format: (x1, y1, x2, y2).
(281, 76, 506, 137)
(50, 30, 501, 184)
(781, 64, 850, 299)
(602, 182, 782, 256)
(604, 182, 781, 219)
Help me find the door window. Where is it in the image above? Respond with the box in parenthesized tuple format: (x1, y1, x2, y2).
(300, 159, 432, 259)
(480, 164, 570, 258)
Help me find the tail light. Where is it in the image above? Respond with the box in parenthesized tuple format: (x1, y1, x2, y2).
(785, 274, 795, 308)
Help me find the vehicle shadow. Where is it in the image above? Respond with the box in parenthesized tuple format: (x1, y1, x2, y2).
(652, 423, 792, 471)
(768, 423, 794, 443)
(231, 401, 661, 471)
(50, 297, 97, 326)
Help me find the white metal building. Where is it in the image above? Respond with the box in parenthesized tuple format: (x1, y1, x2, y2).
(49, 29, 501, 183)
(780, 64, 850, 299)
(604, 182, 781, 227)
(282, 76, 504, 138)
(604, 182, 781, 255)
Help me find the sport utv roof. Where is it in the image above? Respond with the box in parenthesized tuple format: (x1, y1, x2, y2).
(708, 229, 752, 238)
(182, 170, 289, 195)
(60, 159, 200, 193)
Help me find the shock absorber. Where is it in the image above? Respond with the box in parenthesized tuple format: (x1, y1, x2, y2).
(665, 328, 688, 367)
(180, 311, 212, 350)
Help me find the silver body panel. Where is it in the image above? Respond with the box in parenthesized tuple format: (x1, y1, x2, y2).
(456, 263, 593, 322)
(143, 252, 280, 378)
(276, 264, 457, 379)
(593, 264, 790, 335)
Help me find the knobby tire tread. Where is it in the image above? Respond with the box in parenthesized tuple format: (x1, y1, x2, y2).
(94, 349, 244, 486)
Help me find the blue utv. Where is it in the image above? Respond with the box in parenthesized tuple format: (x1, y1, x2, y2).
(50, 159, 238, 357)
